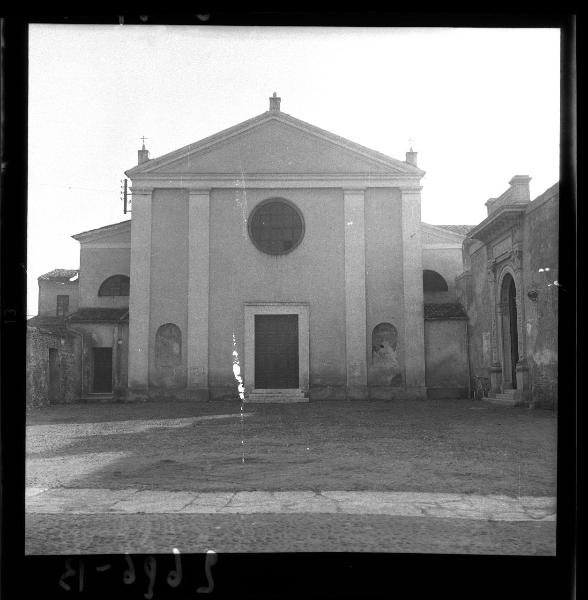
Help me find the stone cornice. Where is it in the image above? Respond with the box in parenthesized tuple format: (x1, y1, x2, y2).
(467, 205, 525, 244)
(423, 243, 462, 250)
(128, 173, 423, 190)
(81, 243, 131, 249)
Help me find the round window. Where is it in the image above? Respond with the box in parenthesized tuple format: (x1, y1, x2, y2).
(248, 199, 305, 255)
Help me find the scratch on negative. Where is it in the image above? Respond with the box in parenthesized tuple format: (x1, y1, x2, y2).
(232, 333, 245, 401)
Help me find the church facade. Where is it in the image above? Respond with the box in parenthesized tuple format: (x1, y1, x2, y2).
(28, 95, 471, 405)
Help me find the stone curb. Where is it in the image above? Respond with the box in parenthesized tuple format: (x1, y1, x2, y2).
(25, 488, 556, 522)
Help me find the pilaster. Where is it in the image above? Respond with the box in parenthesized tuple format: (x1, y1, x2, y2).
(344, 189, 368, 399)
(487, 258, 502, 392)
(128, 188, 152, 393)
(511, 242, 526, 364)
(400, 188, 426, 398)
(511, 242, 529, 401)
(187, 189, 210, 400)
(112, 323, 120, 390)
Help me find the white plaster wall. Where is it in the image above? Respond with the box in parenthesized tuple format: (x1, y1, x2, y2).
(208, 187, 347, 392)
(365, 188, 405, 386)
(38, 281, 79, 316)
(422, 246, 463, 303)
(78, 247, 131, 308)
(148, 189, 189, 388)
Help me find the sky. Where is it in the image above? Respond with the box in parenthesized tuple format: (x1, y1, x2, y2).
(27, 25, 560, 317)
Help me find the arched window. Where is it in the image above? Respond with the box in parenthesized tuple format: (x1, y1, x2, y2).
(98, 275, 130, 297)
(248, 198, 305, 255)
(423, 270, 448, 293)
(155, 323, 182, 368)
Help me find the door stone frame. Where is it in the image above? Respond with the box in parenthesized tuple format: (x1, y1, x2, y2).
(495, 261, 526, 394)
(244, 303, 310, 397)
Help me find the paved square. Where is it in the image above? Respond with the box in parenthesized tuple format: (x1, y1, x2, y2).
(25, 399, 557, 554)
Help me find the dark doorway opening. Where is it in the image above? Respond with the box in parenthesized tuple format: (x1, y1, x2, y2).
(501, 274, 519, 389)
(255, 314, 299, 388)
(93, 347, 113, 393)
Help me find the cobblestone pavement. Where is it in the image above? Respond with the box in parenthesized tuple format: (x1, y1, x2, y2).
(25, 513, 556, 555)
(25, 487, 556, 555)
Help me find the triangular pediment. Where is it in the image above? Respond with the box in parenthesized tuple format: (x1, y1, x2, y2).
(126, 112, 424, 178)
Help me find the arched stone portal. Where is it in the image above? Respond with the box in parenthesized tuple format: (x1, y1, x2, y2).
(500, 273, 519, 389)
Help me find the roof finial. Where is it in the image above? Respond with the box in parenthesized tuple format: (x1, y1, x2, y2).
(406, 140, 418, 167)
(269, 92, 281, 112)
(138, 137, 150, 165)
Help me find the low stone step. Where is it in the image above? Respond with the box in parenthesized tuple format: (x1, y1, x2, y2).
(484, 395, 520, 407)
(82, 393, 114, 403)
(244, 392, 308, 404)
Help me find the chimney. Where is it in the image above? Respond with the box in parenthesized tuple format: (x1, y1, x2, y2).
(269, 92, 281, 112)
(508, 175, 531, 204)
(485, 198, 498, 216)
(138, 137, 150, 165)
(405, 148, 418, 167)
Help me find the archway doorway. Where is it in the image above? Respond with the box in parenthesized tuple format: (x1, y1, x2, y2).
(500, 273, 519, 389)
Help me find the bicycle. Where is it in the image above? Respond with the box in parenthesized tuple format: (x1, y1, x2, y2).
(472, 375, 490, 401)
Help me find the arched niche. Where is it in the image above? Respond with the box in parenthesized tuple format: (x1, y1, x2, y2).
(371, 322, 402, 386)
(154, 323, 184, 388)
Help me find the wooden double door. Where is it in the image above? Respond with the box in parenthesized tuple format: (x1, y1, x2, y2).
(254, 314, 299, 389)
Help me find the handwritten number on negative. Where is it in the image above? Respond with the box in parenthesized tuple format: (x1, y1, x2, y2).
(58, 558, 84, 592)
(197, 551, 218, 594)
(123, 554, 136, 585)
(167, 548, 182, 588)
(144, 556, 157, 599)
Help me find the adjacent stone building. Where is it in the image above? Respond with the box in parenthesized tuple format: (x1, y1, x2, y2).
(27, 95, 474, 405)
(457, 178, 558, 408)
(26, 270, 81, 408)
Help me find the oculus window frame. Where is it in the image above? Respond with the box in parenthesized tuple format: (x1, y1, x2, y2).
(247, 198, 305, 256)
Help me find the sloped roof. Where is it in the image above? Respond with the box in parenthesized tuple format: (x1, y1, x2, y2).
(126, 109, 425, 178)
(421, 222, 470, 246)
(424, 303, 468, 320)
(67, 308, 129, 322)
(535, 181, 559, 201)
(434, 224, 474, 236)
(72, 220, 131, 241)
(466, 205, 526, 243)
(27, 315, 73, 336)
(38, 269, 79, 282)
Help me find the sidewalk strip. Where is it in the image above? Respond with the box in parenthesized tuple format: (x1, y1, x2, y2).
(25, 489, 556, 522)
